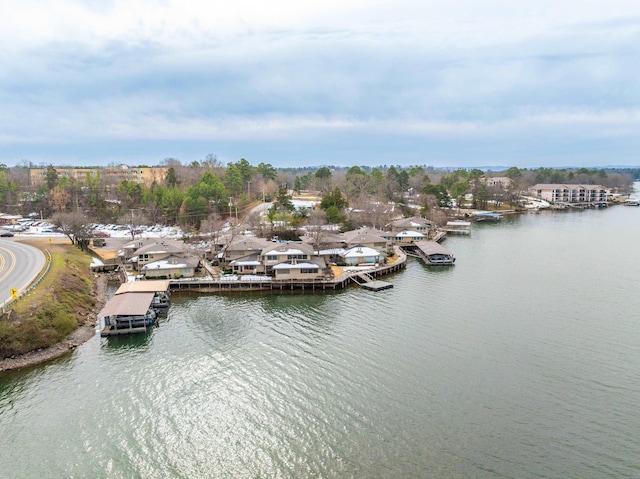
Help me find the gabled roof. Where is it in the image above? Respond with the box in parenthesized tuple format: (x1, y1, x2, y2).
(142, 255, 200, 270)
(262, 242, 314, 256)
(388, 216, 434, 228)
(395, 230, 425, 238)
(228, 251, 261, 263)
(340, 246, 385, 258)
(299, 232, 344, 245)
(224, 236, 272, 252)
(272, 256, 326, 270)
(342, 228, 390, 245)
(131, 239, 187, 256)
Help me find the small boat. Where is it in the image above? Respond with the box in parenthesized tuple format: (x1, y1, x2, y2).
(151, 292, 171, 310)
(624, 199, 639, 206)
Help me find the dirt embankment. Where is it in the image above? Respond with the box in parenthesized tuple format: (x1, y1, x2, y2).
(0, 239, 109, 372)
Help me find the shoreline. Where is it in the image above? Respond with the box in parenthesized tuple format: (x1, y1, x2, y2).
(0, 275, 108, 373)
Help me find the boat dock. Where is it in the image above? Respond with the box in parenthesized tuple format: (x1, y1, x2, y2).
(443, 220, 471, 235)
(401, 241, 456, 266)
(99, 280, 172, 336)
(352, 271, 393, 291)
(99, 291, 157, 337)
(115, 279, 171, 310)
(475, 211, 502, 222)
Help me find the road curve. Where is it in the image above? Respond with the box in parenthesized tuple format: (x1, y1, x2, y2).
(0, 238, 47, 307)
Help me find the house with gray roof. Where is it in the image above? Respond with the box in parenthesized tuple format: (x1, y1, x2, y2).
(394, 230, 426, 244)
(339, 246, 386, 266)
(218, 236, 272, 266)
(387, 216, 436, 238)
(342, 228, 391, 251)
(121, 238, 190, 271)
(260, 243, 315, 276)
(142, 255, 201, 279)
(271, 256, 328, 280)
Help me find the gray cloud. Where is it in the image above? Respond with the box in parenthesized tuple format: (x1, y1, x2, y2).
(1, 3, 639, 167)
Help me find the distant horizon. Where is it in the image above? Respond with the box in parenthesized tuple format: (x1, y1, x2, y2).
(9, 160, 640, 172)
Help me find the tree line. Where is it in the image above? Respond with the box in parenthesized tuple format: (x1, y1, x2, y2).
(0, 160, 635, 239)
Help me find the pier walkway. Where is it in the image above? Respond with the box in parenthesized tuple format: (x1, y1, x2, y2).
(169, 247, 407, 294)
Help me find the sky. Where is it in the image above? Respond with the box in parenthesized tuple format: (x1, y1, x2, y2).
(1, 0, 639, 169)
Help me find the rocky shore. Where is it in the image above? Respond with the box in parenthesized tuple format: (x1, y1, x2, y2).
(0, 275, 108, 372)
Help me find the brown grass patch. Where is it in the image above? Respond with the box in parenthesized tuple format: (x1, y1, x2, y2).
(0, 240, 97, 358)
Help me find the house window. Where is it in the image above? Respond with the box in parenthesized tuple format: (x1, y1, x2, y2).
(301, 268, 317, 274)
(277, 269, 290, 275)
(267, 255, 278, 261)
(288, 254, 307, 260)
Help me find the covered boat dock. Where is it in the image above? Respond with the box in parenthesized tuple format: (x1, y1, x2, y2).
(115, 280, 171, 310)
(402, 241, 456, 266)
(99, 292, 156, 336)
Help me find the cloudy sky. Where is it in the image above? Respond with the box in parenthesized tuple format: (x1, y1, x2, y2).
(1, 0, 639, 168)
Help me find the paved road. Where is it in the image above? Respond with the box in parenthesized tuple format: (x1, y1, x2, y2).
(0, 238, 47, 307)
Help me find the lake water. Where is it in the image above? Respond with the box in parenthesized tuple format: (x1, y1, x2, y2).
(2, 192, 640, 478)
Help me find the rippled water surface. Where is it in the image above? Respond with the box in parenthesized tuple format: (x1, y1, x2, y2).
(2, 199, 640, 478)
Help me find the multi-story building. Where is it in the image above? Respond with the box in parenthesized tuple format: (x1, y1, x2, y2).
(30, 165, 168, 188)
(529, 184, 609, 204)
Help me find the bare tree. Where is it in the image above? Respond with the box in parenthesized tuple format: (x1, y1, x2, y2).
(200, 212, 227, 243)
(117, 209, 149, 240)
(52, 211, 94, 250)
(305, 209, 328, 253)
(242, 211, 266, 238)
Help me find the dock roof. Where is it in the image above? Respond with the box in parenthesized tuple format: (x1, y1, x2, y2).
(414, 241, 454, 256)
(115, 280, 170, 295)
(98, 292, 155, 318)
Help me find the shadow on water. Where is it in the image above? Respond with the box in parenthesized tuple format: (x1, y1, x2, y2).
(100, 330, 154, 354)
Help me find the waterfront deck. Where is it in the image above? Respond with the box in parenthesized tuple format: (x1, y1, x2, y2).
(169, 248, 407, 293)
(351, 271, 394, 291)
(361, 280, 393, 291)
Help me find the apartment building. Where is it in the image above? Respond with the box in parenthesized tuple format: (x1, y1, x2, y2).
(30, 165, 168, 188)
(529, 184, 608, 204)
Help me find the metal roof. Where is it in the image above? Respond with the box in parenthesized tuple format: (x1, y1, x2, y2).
(115, 280, 170, 295)
(98, 292, 155, 318)
(414, 241, 454, 256)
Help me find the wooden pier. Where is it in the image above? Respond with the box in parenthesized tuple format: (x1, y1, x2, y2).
(351, 271, 393, 291)
(169, 249, 407, 294)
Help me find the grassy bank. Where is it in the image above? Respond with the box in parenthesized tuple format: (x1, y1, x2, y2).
(0, 240, 98, 359)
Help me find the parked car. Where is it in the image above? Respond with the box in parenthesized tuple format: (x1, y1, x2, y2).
(95, 231, 111, 237)
(0, 231, 14, 237)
